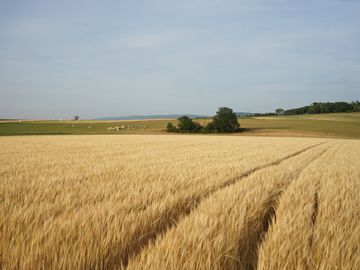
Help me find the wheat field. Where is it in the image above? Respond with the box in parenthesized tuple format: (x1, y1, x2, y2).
(1, 135, 359, 269)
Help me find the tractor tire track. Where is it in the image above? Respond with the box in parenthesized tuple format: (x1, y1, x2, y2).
(255, 141, 345, 270)
(245, 144, 331, 270)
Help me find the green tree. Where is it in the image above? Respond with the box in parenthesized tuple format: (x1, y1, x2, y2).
(166, 122, 178, 132)
(351, 100, 360, 112)
(207, 107, 240, 133)
(275, 108, 285, 115)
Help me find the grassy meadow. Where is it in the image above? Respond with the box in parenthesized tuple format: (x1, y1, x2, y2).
(1, 112, 360, 138)
(238, 112, 360, 138)
(0, 119, 169, 136)
(1, 135, 359, 269)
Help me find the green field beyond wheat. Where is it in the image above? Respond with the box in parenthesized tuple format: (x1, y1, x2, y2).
(1, 112, 360, 138)
(1, 135, 360, 269)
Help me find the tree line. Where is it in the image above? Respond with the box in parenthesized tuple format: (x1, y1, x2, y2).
(250, 101, 360, 117)
(282, 101, 360, 115)
(167, 107, 241, 133)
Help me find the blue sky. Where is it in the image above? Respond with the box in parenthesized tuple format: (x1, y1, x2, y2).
(0, 0, 359, 119)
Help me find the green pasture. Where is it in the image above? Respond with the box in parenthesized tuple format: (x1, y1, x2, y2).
(1, 113, 360, 139)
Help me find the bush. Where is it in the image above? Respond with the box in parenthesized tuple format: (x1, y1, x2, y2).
(177, 116, 203, 133)
(166, 122, 178, 132)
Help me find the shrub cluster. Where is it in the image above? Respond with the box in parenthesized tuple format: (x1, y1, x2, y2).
(167, 107, 240, 133)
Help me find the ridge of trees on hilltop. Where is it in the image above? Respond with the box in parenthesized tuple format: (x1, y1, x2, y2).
(283, 101, 360, 115)
(252, 101, 360, 117)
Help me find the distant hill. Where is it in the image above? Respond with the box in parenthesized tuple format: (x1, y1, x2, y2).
(94, 114, 209, 121)
(95, 112, 254, 120)
(235, 112, 254, 117)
